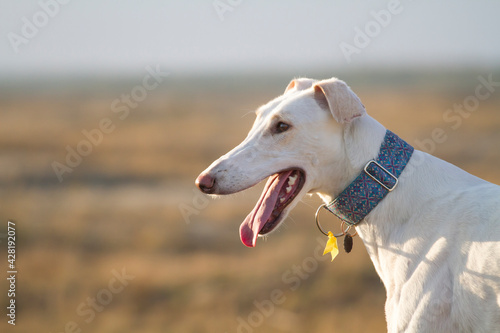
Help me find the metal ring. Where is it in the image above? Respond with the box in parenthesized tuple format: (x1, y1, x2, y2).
(315, 204, 345, 238)
(341, 221, 358, 237)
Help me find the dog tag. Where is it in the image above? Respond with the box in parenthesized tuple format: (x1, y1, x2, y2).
(343, 233, 353, 253)
(323, 231, 339, 262)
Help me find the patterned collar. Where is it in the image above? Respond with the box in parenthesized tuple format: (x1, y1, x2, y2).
(325, 130, 414, 226)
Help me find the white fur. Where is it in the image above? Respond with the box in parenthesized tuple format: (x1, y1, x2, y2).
(198, 77, 500, 332)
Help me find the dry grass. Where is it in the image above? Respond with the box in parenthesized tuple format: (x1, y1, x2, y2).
(0, 72, 499, 333)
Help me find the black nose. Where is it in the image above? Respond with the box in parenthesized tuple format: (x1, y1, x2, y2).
(195, 172, 216, 194)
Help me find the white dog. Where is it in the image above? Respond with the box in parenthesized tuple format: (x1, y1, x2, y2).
(195, 77, 500, 332)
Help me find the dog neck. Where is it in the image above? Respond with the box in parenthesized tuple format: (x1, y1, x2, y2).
(316, 114, 387, 202)
(327, 130, 414, 226)
(316, 115, 416, 287)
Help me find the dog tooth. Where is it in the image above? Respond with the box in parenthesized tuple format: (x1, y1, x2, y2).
(280, 198, 285, 203)
(288, 177, 296, 186)
(286, 185, 292, 193)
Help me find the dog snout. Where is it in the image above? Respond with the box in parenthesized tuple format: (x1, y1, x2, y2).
(195, 172, 216, 194)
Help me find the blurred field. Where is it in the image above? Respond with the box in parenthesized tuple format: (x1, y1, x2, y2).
(0, 71, 499, 333)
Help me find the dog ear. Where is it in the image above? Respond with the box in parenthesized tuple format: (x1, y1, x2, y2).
(313, 78, 366, 123)
(284, 78, 317, 94)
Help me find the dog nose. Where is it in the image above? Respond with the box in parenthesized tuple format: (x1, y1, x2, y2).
(195, 172, 216, 194)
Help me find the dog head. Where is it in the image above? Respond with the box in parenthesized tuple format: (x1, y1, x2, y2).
(195, 77, 366, 247)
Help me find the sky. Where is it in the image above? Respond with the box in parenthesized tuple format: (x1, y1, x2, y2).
(1, 0, 499, 77)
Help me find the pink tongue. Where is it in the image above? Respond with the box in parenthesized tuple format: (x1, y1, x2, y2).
(239, 170, 293, 247)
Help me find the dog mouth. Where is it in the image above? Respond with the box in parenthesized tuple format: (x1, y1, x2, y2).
(239, 169, 305, 247)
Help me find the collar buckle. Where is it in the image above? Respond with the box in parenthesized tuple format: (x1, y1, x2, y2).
(363, 160, 398, 192)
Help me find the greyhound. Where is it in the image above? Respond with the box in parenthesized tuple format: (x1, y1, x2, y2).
(195, 77, 500, 332)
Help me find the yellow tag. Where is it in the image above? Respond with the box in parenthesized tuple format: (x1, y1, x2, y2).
(323, 231, 339, 262)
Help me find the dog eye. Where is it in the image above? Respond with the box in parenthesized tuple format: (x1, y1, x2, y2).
(275, 122, 290, 133)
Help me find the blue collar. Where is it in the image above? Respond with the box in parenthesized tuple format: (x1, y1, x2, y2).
(325, 130, 414, 226)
